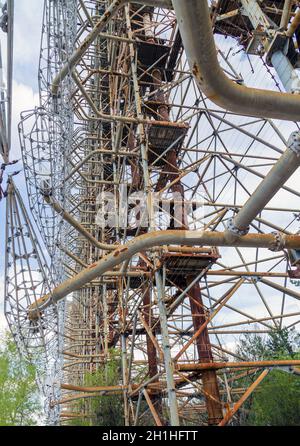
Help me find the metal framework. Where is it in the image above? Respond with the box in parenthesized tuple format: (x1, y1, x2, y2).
(3, 0, 300, 426)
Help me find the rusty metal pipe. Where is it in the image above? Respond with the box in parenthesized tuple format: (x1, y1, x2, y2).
(177, 359, 300, 371)
(172, 0, 300, 121)
(43, 194, 117, 251)
(218, 369, 269, 426)
(28, 230, 300, 316)
(228, 132, 300, 235)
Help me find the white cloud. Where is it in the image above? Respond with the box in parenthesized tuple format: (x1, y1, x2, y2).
(11, 80, 40, 159)
(13, 0, 43, 68)
(12, 81, 39, 119)
(0, 1, 43, 160)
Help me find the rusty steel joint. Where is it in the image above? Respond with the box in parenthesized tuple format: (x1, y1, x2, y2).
(269, 231, 286, 252)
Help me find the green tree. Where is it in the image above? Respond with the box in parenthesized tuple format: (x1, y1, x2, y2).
(235, 328, 300, 426)
(0, 331, 41, 426)
(68, 349, 124, 426)
(246, 368, 300, 426)
(84, 352, 124, 426)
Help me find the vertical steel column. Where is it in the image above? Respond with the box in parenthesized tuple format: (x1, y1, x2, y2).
(103, 284, 109, 356)
(121, 334, 130, 426)
(143, 288, 159, 379)
(125, 6, 155, 230)
(155, 269, 180, 426)
(142, 286, 163, 418)
(151, 68, 186, 228)
(186, 276, 223, 425)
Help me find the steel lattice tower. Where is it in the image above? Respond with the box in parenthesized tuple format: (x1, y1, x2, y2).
(3, 0, 300, 426)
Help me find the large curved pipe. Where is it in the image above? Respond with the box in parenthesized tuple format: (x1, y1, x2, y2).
(172, 0, 300, 121)
(42, 194, 117, 251)
(28, 230, 300, 317)
(228, 132, 300, 235)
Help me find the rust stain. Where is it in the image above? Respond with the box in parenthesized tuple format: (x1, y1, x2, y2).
(192, 62, 200, 77)
(192, 62, 204, 83)
(113, 246, 128, 257)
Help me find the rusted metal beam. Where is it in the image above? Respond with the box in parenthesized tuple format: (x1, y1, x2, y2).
(286, 7, 300, 37)
(174, 279, 245, 361)
(28, 231, 300, 317)
(186, 276, 223, 425)
(142, 389, 163, 426)
(177, 359, 300, 372)
(61, 383, 127, 392)
(43, 194, 117, 251)
(218, 369, 270, 426)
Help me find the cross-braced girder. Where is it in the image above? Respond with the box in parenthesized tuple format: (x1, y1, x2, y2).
(3, 0, 300, 427)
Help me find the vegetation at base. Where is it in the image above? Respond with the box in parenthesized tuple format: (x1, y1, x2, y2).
(67, 349, 124, 426)
(0, 331, 41, 426)
(67, 329, 300, 427)
(234, 327, 300, 426)
(1, 325, 299, 426)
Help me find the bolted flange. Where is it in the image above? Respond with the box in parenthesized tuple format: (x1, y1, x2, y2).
(227, 217, 249, 236)
(287, 131, 300, 156)
(269, 231, 286, 252)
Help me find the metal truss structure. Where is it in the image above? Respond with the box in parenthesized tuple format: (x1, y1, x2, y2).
(3, 0, 300, 426)
(4, 179, 64, 422)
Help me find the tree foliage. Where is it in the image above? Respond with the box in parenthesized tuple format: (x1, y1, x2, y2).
(68, 349, 124, 426)
(85, 351, 124, 426)
(0, 331, 41, 426)
(235, 327, 300, 426)
(237, 327, 300, 361)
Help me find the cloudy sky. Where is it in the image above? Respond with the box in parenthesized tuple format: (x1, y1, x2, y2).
(0, 0, 42, 330)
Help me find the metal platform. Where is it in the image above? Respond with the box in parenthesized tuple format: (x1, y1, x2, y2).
(137, 38, 174, 82)
(162, 248, 221, 277)
(148, 122, 189, 165)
